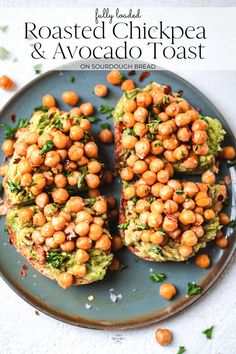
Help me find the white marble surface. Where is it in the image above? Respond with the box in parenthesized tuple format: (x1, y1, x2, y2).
(0, 2, 236, 354)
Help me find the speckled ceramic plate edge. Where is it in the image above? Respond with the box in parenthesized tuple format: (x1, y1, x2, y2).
(0, 64, 235, 330)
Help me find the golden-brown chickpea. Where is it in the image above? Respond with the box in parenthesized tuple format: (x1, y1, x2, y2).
(219, 212, 230, 225)
(32, 230, 45, 245)
(93, 198, 107, 214)
(87, 161, 101, 174)
(14, 141, 28, 156)
(80, 118, 91, 131)
(93, 217, 104, 226)
(173, 145, 189, 161)
(41, 222, 55, 238)
(95, 234, 111, 251)
(52, 188, 69, 204)
(159, 283, 177, 300)
(191, 225, 204, 238)
(152, 90, 165, 105)
(62, 91, 79, 106)
(99, 129, 113, 144)
(52, 132, 69, 149)
(18, 208, 34, 223)
(201, 170, 216, 185)
(135, 199, 150, 214)
(84, 142, 98, 158)
(195, 254, 211, 268)
(178, 245, 193, 257)
(150, 200, 163, 214)
(215, 235, 228, 248)
(122, 112, 136, 128)
(68, 145, 84, 161)
(150, 230, 164, 244)
(2, 139, 14, 156)
(167, 179, 182, 191)
(124, 99, 137, 113)
(76, 210, 93, 224)
(123, 185, 136, 200)
(135, 140, 151, 159)
(136, 184, 150, 198)
(25, 132, 39, 146)
(164, 163, 174, 178)
(194, 213, 204, 225)
(107, 70, 122, 85)
(181, 230, 197, 246)
(29, 149, 44, 167)
(151, 183, 164, 197)
(165, 102, 180, 117)
(20, 173, 32, 187)
(37, 134, 52, 149)
(69, 126, 84, 141)
(183, 199, 195, 210)
(136, 92, 152, 107)
(85, 174, 100, 189)
(53, 231, 66, 245)
(133, 122, 148, 137)
(159, 185, 173, 201)
(133, 160, 148, 175)
(168, 228, 181, 239)
(179, 209, 196, 225)
(44, 151, 60, 167)
(66, 196, 84, 213)
(192, 130, 207, 145)
(80, 102, 94, 116)
(120, 167, 134, 181)
(149, 158, 164, 173)
(157, 170, 169, 184)
(35, 192, 49, 209)
(163, 135, 179, 151)
(220, 146, 236, 160)
(76, 236, 92, 250)
(54, 174, 67, 188)
(121, 79, 135, 92)
(148, 213, 163, 228)
(61, 240, 75, 252)
(42, 94, 56, 108)
(70, 107, 81, 117)
(183, 182, 199, 198)
(94, 84, 108, 97)
(89, 223, 103, 241)
(75, 249, 90, 263)
(33, 212, 46, 227)
(175, 112, 192, 127)
(204, 209, 216, 220)
(164, 200, 178, 214)
(109, 258, 121, 271)
(177, 127, 192, 142)
(45, 237, 59, 249)
(58, 272, 74, 289)
(158, 121, 173, 136)
(195, 192, 210, 208)
(122, 135, 137, 150)
(134, 107, 148, 123)
(151, 140, 164, 155)
(139, 229, 151, 243)
(163, 216, 178, 232)
(142, 170, 156, 186)
(71, 264, 87, 278)
(192, 119, 208, 132)
(155, 329, 172, 346)
(51, 215, 67, 231)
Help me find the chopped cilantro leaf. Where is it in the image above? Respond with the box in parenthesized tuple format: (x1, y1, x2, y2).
(187, 282, 202, 296)
(150, 272, 166, 283)
(202, 326, 214, 339)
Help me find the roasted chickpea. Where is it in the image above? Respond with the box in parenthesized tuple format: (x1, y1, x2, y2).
(87, 223, 103, 241)
(134, 107, 148, 123)
(61, 240, 75, 252)
(93, 199, 107, 214)
(133, 122, 148, 137)
(151, 183, 164, 197)
(51, 215, 66, 231)
(99, 129, 113, 144)
(148, 213, 163, 229)
(155, 329, 172, 346)
(139, 229, 151, 243)
(84, 142, 98, 158)
(139, 211, 150, 225)
(168, 228, 181, 240)
(163, 135, 179, 151)
(107, 70, 122, 85)
(163, 216, 178, 232)
(152, 90, 165, 105)
(53, 174, 67, 188)
(85, 174, 100, 189)
(149, 230, 164, 244)
(183, 199, 195, 210)
(135, 140, 150, 159)
(18, 208, 34, 223)
(20, 173, 32, 187)
(109, 258, 121, 271)
(150, 200, 163, 214)
(29, 149, 44, 167)
(178, 245, 193, 258)
(201, 170, 216, 185)
(148, 158, 164, 173)
(215, 235, 228, 248)
(196, 183, 208, 193)
(164, 200, 178, 214)
(53, 231, 66, 245)
(62, 91, 79, 106)
(32, 230, 45, 245)
(42, 94, 56, 108)
(41, 222, 55, 238)
(0, 75, 15, 90)
(183, 182, 199, 198)
(79, 118, 90, 131)
(52, 188, 69, 204)
(136, 184, 150, 198)
(120, 167, 134, 181)
(167, 179, 182, 191)
(66, 196, 84, 213)
(76, 210, 93, 224)
(159, 186, 173, 201)
(133, 160, 148, 175)
(192, 119, 208, 132)
(173, 145, 189, 161)
(33, 211, 46, 227)
(122, 112, 135, 128)
(71, 264, 87, 278)
(44, 151, 60, 168)
(121, 79, 135, 92)
(151, 140, 164, 155)
(142, 171, 156, 186)
(191, 225, 204, 238)
(192, 130, 207, 145)
(220, 146, 236, 160)
(93, 217, 104, 226)
(88, 188, 100, 198)
(177, 126, 191, 142)
(195, 254, 211, 268)
(94, 84, 108, 97)
(69, 107, 81, 117)
(25, 132, 39, 146)
(158, 121, 173, 136)
(159, 283, 177, 300)
(35, 192, 49, 209)
(2, 139, 14, 156)
(14, 141, 28, 157)
(175, 112, 192, 127)
(194, 213, 204, 225)
(52, 132, 69, 149)
(123, 185, 136, 200)
(86, 161, 101, 175)
(135, 199, 150, 214)
(76, 236, 92, 250)
(157, 170, 169, 184)
(80, 102, 94, 116)
(43, 204, 58, 219)
(204, 209, 216, 220)
(219, 212, 230, 225)
(195, 192, 210, 208)
(58, 272, 73, 289)
(69, 125, 84, 141)
(182, 153, 199, 170)
(179, 209, 195, 225)
(165, 102, 180, 117)
(68, 145, 84, 161)
(173, 190, 186, 204)
(124, 99, 137, 113)
(45, 237, 59, 249)
(95, 234, 111, 251)
(181, 230, 197, 246)
(136, 92, 152, 107)
(121, 134, 137, 150)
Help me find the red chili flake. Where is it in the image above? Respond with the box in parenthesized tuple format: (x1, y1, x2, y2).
(8, 237, 13, 244)
(4, 155, 9, 162)
(138, 71, 150, 82)
(163, 85, 172, 95)
(128, 70, 136, 76)
(177, 89, 184, 97)
(35, 311, 40, 316)
(20, 264, 28, 277)
(13, 158, 21, 164)
(10, 112, 16, 123)
(69, 118, 74, 126)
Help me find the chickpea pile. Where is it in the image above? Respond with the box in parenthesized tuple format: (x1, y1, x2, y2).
(18, 196, 111, 288)
(2, 112, 104, 200)
(119, 83, 215, 172)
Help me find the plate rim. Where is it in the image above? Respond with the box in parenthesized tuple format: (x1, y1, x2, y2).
(0, 64, 235, 330)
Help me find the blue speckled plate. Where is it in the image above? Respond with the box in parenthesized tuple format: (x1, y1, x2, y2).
(0, 68, 235, 329)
